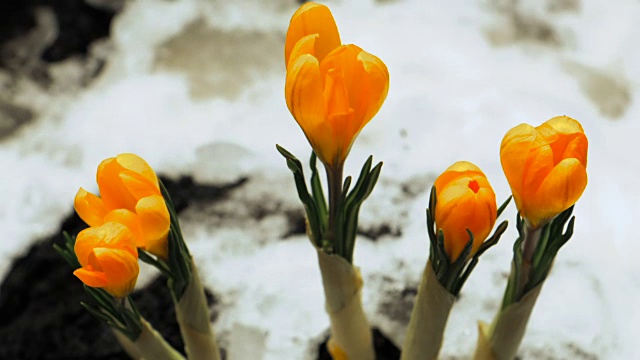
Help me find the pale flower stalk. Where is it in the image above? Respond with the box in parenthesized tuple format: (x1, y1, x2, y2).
(401, 262, 455, 360)
(118, 319, 185, 360)
(317, 250, 374, 360)
(174, 260, 221, 360)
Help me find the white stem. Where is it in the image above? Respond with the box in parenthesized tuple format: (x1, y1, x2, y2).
(317, 249, 375, 360)
(113, 328, 142, 360)
(401, 262, 456, 360)
(175, 258, 221, 360)
(134, 319, 185, 360)
(474, 284, 543, 360)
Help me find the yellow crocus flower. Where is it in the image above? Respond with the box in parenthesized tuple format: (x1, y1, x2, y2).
(284, 2, 389, 168)
(434, 161, 497, 262)
(75, 153, 170, 259)
(73, 222, 139, 298)
(500, 116, 588, 228)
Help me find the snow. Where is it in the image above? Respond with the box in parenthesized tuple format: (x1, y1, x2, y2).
(1, 0, 639, 358)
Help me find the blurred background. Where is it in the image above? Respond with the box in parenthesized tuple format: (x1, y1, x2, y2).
(0, 0, 638, 359)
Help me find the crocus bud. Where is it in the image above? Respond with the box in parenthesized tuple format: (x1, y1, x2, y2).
(500, 116, 588, 228)
(284, 2, 389, 168)
(434, 161, 497, 262)
(75, 153, 170, 259)
(73, 222, 140, 298)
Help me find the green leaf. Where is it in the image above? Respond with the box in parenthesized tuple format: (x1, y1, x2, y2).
(309, 152, 328, 229)
(277, 145, 322, 246)
(497, 196, 513, 218)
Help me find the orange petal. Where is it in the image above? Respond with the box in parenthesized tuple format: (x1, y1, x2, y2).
(435, 161, 483, 193)
(74, 188, 107, 227)
(562, 132, 588, 167)
(526, 158, 587, 227)
(320, 45, 389, 140)
(119, 170, 161, 200)
(500, 123, 536, 211)
(93, 248, 139, 292)
(521, 143, 554, 197)
(285, 2, 341, 65)
(324, 68, 351, 118)
(74, 267, 108, 288)
(286, 54, 325, 125)
(136, 195, 170, 259)
(545, 115, 584, 136)
(74, 222, 136, 267)
(97, 157, 138, 211)
(436, 181, 475, 227)
(75, 227, 105, 267)
(104, 209, 146, 249)
(287, 34, 319, 70)
(438, 193, 477, 261)
(115, 153, 159, 188)
(354, 50, 389, 126)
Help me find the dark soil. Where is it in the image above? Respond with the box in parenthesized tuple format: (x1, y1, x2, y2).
(0, 0, 116, 65)
(317, 328, 401, 360)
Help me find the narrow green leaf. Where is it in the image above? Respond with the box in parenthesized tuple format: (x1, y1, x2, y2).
(81, 302, 114, 323)
(309, 152, 328, 223)
(497, 196, 513, 218)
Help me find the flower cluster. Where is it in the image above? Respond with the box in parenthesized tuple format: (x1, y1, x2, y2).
(73, 153, 170, 297)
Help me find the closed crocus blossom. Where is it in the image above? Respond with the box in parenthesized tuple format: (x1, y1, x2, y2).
(75, 153, 170, 259)
(434, 161, 497, 262)
(284, 2, 389, 167)
(501, 116, 588, 228)
(74, 222, 139, 298)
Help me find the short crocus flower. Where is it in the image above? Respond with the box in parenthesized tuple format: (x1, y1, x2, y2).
(75, 153, 170, 259)
(74, 222, 139, 298)
(284, 2, 389, 168)
(500, 116, 588, 228)
(434, 161, 497, 262)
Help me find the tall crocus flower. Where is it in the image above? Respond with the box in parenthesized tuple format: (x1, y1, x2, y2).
(500, 116, 588, 228)
(75, 153, 170, 259)
(74, 222, 139, 298)
(434, 161, 498, 261)
(284, 2, 389, 168)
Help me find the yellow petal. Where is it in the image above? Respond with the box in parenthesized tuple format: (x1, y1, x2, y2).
(287, 34, 319, 70)
(74, 188, 107, 227)
(563, 133, 588, 167)
(285, 2, 341, 65)
(104, 209, 146, 248)
(500, 123, 536, 211)
(320, 45, 389, 147)
(93, 247, 139, 297)
(434, 163, 497, 261)
(545, 115, 584, 136)
(97, 157, 138, 211)
(136, 195, 170, 259)
(74, 222, 136, 267)
(324, 68, 351, 118)
(115, 153, 159, 188)
(526, 158, 587, 227)
(286, 54, 325, 125)
(73, 267, 108, 288)
(354, 50, 389, 126)
(119, 170, 161, 200)
(445, 161, 482, 173)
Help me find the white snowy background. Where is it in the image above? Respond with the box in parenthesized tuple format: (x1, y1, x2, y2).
(1, 0, 638, 358)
